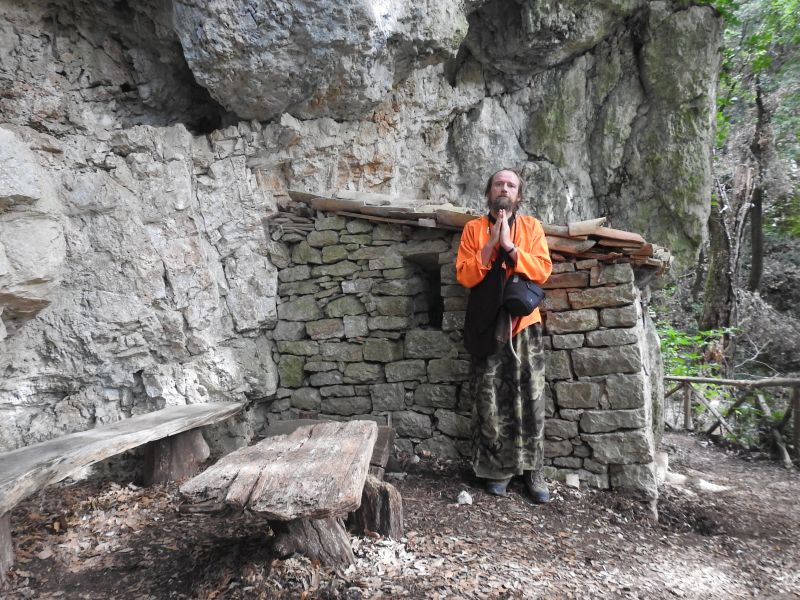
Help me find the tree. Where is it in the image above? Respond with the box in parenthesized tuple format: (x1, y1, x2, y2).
(699, 0, 799, 336)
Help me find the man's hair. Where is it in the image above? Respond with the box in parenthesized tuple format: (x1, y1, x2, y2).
(484, 168, 524, 201)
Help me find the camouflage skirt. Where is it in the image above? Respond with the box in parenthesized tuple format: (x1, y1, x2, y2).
(469, 323, 546, 481)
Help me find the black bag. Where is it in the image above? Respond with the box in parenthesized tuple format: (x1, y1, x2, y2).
(463, 256, 506, 358)
(503, 273, 545, 317)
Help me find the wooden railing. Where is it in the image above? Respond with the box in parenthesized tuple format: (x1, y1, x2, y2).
(664, 375, 800, 468)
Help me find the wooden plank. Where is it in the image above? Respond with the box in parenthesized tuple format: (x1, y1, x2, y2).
(370, 426, 394, 470)
(0, 512, 11, 583)
(592, 226, 646, 246)
(542, 271, 590, 289)
(664, 375, 800, 388)
(435, 208, 479, 228)
(545, 236, 597, 255)
(181, 420, 378, 521)
(568, 217, 607, 236)
(0, 402, 245, 516)
(337, 210, 422, 227)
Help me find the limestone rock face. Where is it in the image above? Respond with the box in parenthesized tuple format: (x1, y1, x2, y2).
(0, 127, 65, 337)
(0, 0, 721, 453)
(172, 0, 469, 121)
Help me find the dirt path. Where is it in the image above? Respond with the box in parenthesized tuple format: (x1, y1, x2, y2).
(3, 432, 798, 599)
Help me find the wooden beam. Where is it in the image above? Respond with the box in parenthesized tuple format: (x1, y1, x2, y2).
(689, 388, 733, 435)
(664, 376, 800, 388)
(0, 512, 11, 584)
(0, 402, 244, 516)
(683, 383, 693, 430)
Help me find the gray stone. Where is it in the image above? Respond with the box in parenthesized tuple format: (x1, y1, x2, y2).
(290, 243, 322, 266)
(307, 230, 339, 248)
(316, 216, 347, 231)
(544, 440, 573, 458)
(393, 410, 433, 438)
(405, 330, 457, 359)
(579, 408, 646, 433)
(441, 284, 467, 298)
(545, 309, 599, 334)
(278, 296, 322, 321)
(372, 277, 425, 295)
(347, 220, 373, 234)
(303, 361, 337, 372)
(542, 289, 570, 312)
(609, 463, 658, 500)
(600, 304, 641, 328)
(583, 458, 607, 473)
(322, 245, 349, 263)
(555, 381, 602, 409)
(553, 457, 582, 469)
(373, 224, 405, 242)
(415, 434, 462, 459)
(441, 311, 465, 332)
(309, 371, 344, 386)
(278, 264, 313, 282)
(552, 334, 584, 349)
(383, 267, 417, 279)
(428, 358, 470, 383)
(582, 430, 653, 464)
(443, 296, 467, 311)
(545, 350, 572, 381)
(368, 316, 410, 330)
(414, 384, 458, 409)
(585, 327, 639, 347)
(568, 283, 637, 309)
(343, 315, 369, 338)
(606, 371, 647, 410)
(279, 281, 319, 296)
(559, 409, 583, 421)
(572, 444, 592, 458)
(373, 296, 413, 316)
(322, 395, 372, 416)
(590, 263, 634, 286)
(370, 383, 406, 411)
(572, 346, 642, 376)
(342, 233, 371, 244)
(386, 360, 426, 382)
(320, 342, 363, 362)
(272, 321, 306, 341)
(369, 255, 405, 270)
(434, 409, 471, 438)
(363, 339, 403, 362)
(350, 246, 387, 260)
(291, 387, 321, 411)
(320, 385, 356, 398)
(276, 340, 319, 356)
(306, 318, 345, 340)
(278, 354, 305, 388)
(311, 261, 360, 277)
(545, 419, 578, 440)
(342, 278, 374, 294)
(343, 362, 383, 383)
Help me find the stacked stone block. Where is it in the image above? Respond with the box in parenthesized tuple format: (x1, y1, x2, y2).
(269, 213, 661, 499)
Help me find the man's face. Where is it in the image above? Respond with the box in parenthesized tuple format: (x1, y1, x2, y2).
(487, 170, 521, 214)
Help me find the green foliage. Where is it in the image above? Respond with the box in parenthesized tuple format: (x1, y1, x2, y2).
(657, 322, 729, 378)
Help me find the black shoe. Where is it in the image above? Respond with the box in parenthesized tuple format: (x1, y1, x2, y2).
(486, 480, 509, 496)
(524, 469, 550, 504)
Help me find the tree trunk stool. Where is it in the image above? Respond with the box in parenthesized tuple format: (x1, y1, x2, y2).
(180, 420, 378, 567)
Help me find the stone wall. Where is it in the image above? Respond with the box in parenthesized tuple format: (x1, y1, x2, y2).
(267, 210, 662, 499)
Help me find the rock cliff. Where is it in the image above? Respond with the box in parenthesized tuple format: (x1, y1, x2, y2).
(0, 0, 721, 451)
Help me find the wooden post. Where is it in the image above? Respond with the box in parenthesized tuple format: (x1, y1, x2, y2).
(143, 429, 210, 486)
(1, 512, 12, 583)
(793, 388, 800, 457)
(683, 383, 693, 430)
(348, 475, 404, 539)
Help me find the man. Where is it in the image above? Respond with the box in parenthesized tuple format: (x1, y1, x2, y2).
(456, 168, 553, 502)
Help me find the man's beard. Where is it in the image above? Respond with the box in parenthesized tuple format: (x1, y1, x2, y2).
(490, 195, 515, 212)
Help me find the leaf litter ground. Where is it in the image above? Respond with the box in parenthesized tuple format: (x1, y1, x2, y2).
(2, 432, 798, 599)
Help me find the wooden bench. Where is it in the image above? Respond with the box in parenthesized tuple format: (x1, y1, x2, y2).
(180, 420, 391, 566)
(0, 401, 244, 581)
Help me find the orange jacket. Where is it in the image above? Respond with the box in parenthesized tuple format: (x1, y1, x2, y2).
(456, 214, 552, 336)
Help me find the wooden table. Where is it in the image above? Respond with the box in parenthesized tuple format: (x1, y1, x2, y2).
(180, 420, 378, 566)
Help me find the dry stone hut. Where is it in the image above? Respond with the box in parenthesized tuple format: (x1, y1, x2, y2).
(264, 191, 670, 500)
